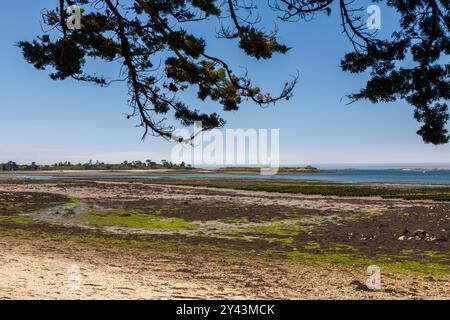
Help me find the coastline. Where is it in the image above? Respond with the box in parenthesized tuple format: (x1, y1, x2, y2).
(4, 168, 450, 187)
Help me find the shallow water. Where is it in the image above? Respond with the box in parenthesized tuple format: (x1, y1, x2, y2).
(15, 169, 450, 185)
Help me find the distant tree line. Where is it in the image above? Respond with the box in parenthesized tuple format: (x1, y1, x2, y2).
(0, 160, 191, 171)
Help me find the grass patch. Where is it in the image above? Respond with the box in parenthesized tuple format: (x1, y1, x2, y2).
(220, 217, 250, 224)
(287, 250, 450, 277)
(303, 241, 321, 250)
(330, 243, 357, 252)
(67, 196, 81, 204)
(84, 209, 194, 230)
(246, 223, 310, 237)
(274, 237, 295, 245)
(0, 215, 41, 225)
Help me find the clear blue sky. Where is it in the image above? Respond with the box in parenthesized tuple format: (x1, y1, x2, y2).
(1, 1, 449, 167)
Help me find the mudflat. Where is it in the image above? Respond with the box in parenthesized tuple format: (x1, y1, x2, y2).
(0, 175, 449, 299)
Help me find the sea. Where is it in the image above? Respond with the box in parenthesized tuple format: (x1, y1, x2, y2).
(15, 166, 450, 186)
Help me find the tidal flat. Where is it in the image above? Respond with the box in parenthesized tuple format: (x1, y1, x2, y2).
(0, 173, 448, 299)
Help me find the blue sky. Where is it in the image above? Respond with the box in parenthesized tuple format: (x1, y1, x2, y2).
(0, 1, 449, 167)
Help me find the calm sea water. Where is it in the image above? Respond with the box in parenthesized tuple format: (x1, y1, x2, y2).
(16, 169, 450, 185)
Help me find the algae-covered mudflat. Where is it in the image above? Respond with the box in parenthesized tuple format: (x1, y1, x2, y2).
(0, 173, 448, 299)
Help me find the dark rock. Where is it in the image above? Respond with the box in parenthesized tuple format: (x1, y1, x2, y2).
(414, 229, 427, 239)
(350, 280, 376, 292)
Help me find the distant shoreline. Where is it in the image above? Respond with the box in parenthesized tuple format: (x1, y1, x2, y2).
(3, 166, 450, 174)
(2, 167, 450, 175)
(214, 166, 320, 174)
(399, 168, 450, 172)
